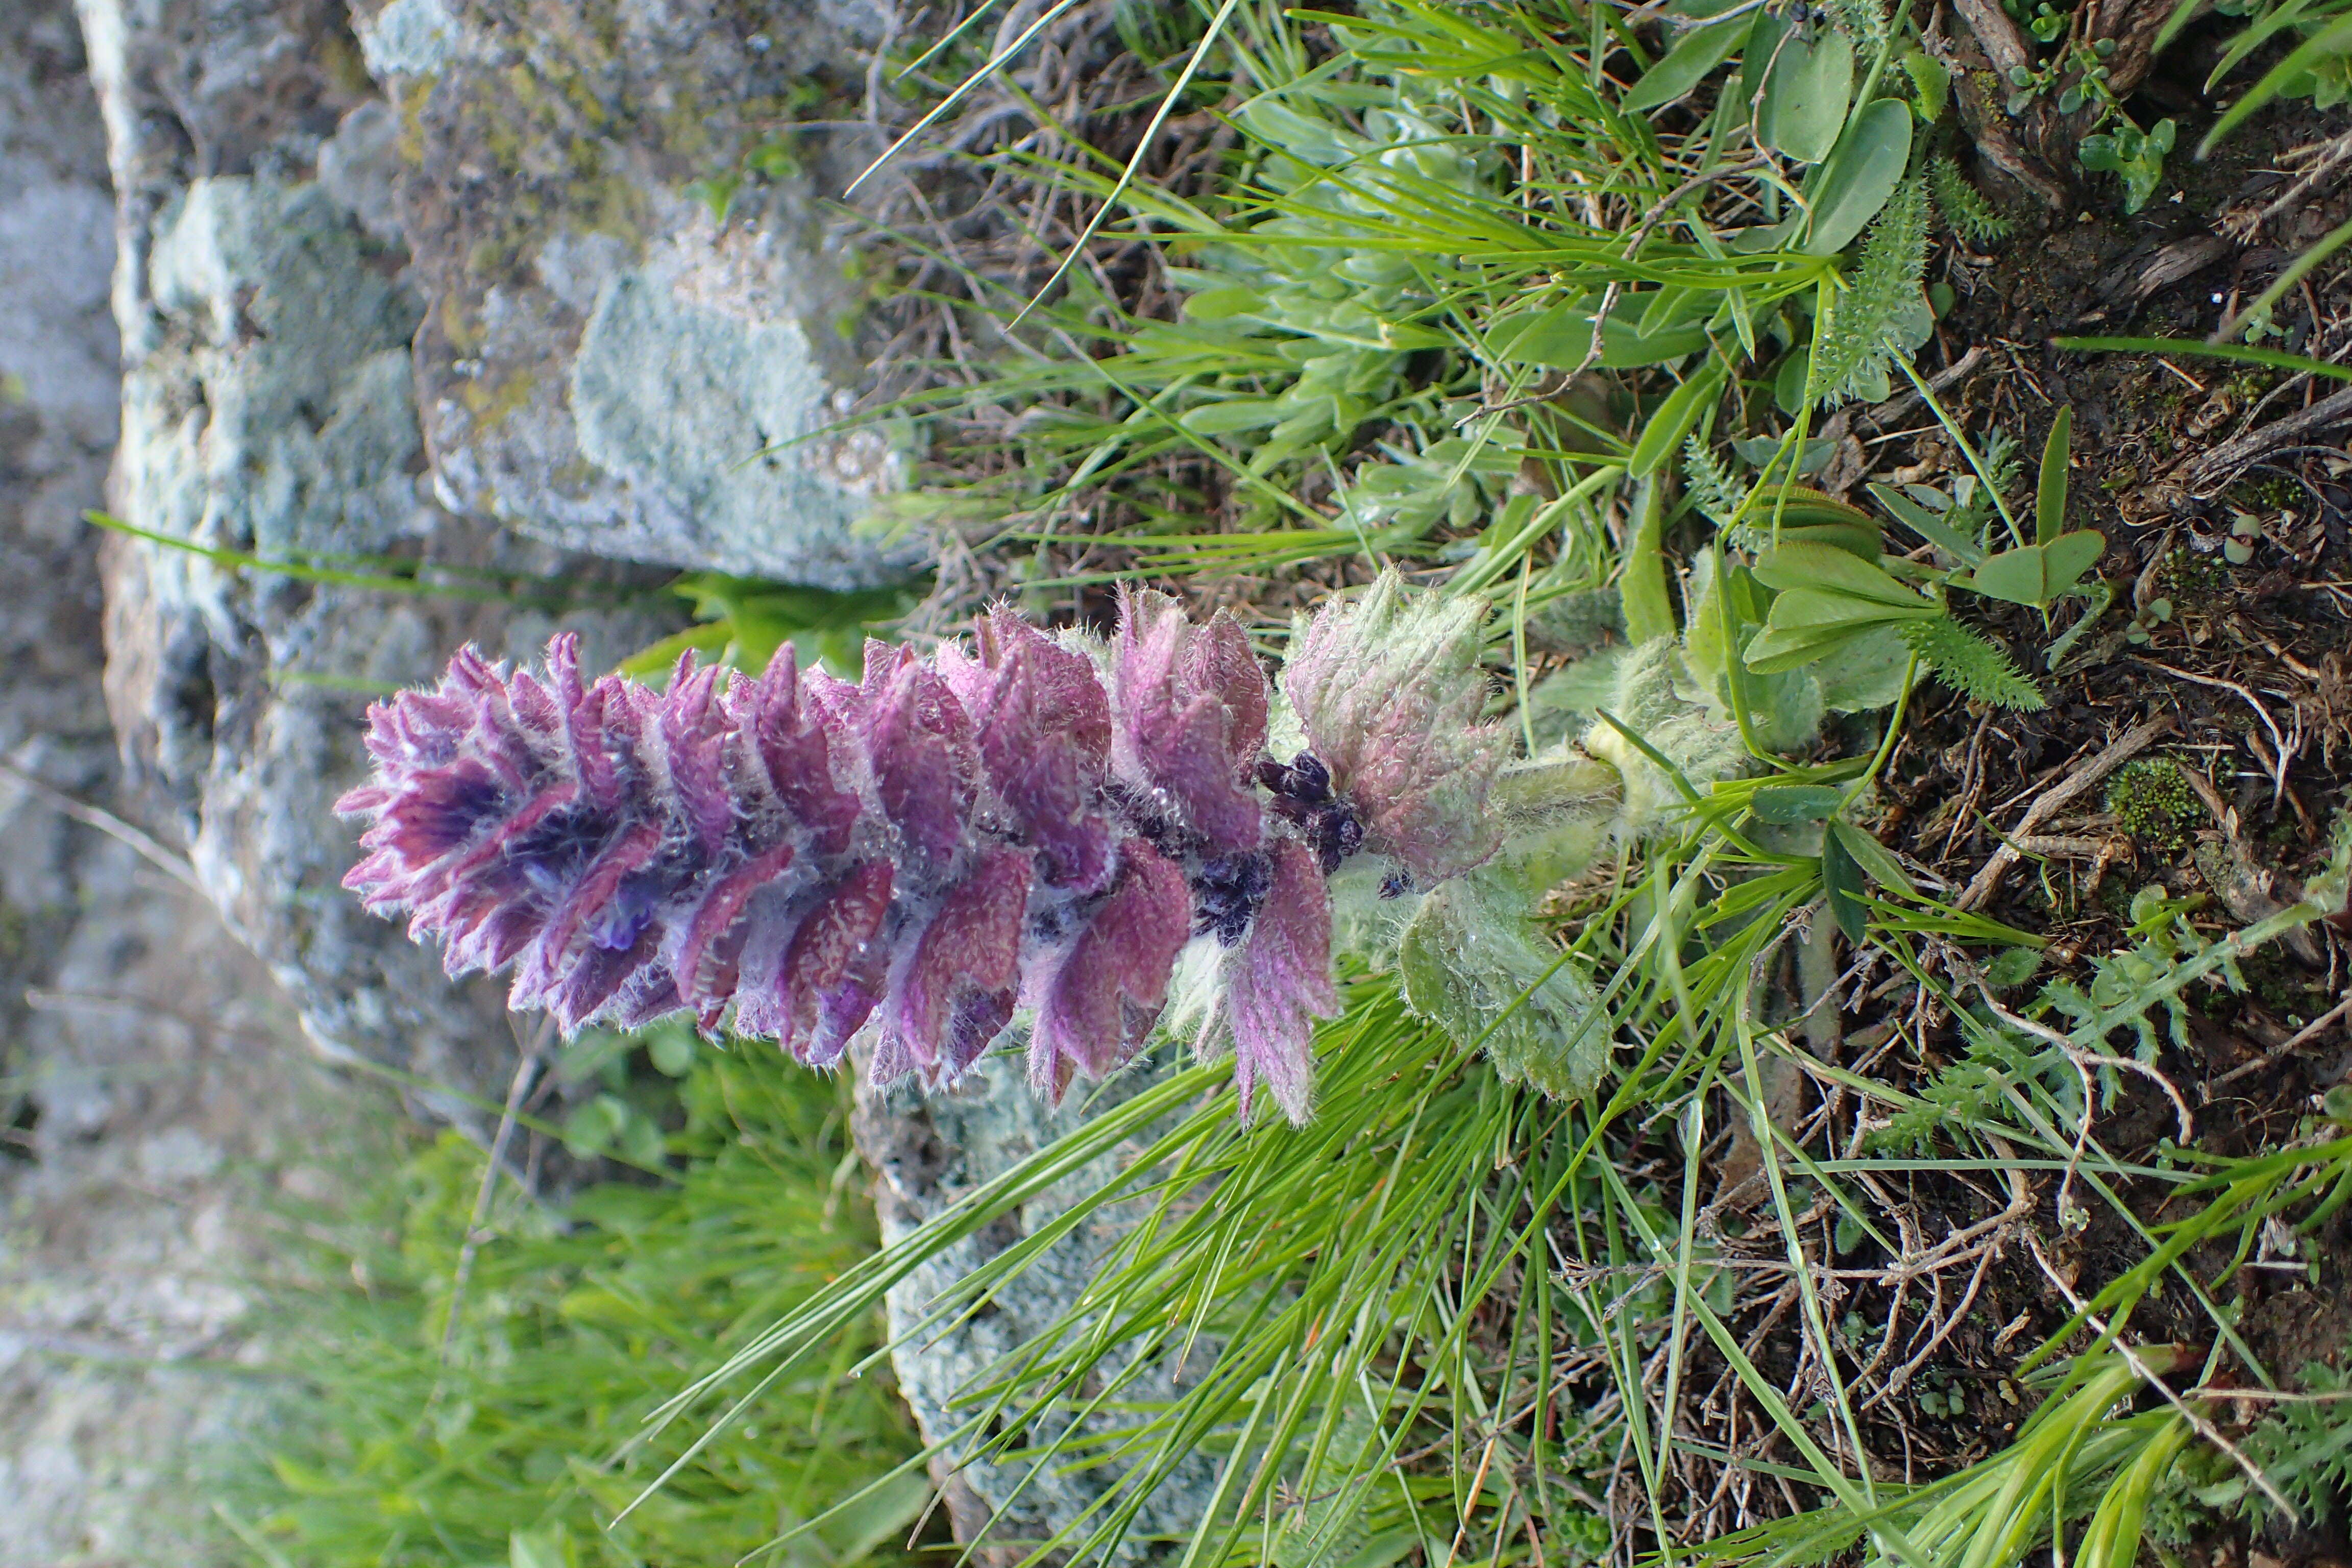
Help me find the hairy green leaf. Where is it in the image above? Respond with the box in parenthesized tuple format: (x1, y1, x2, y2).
(1400, 873, 1606, 1100)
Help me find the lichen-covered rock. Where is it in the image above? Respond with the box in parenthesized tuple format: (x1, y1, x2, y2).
(853, 1053, 1220, 1565)
(78, 0, 676, 1092)
(0, 9, 376, 1558)
(349, 0, 919, 587)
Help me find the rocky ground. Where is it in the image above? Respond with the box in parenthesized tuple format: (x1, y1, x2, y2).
(0, 6, 380, 1560)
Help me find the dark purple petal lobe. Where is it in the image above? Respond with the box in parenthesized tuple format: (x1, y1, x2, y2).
(1221, 837, 1336, 1125)
(1027, 842, 1190, 1097)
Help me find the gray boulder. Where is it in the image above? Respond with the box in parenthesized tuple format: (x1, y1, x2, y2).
(64, 0, 1202, 1554)
(349, 0, 920, 586)
(78, 0, 677, 1092)
(856, 1052, 1222, 1565)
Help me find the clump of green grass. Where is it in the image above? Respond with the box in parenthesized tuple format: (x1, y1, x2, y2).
(218, 1039, 929, 1568)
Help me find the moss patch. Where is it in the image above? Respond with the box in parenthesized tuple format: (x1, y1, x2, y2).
(2105, 756, 2200, 851)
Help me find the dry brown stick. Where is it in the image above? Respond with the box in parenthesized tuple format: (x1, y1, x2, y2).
(2133, 659, 2292, 767)
(2212, 989, 2352, 1089)
(2181, 382, 2352, 495)
(1955, 715, 2173, 910)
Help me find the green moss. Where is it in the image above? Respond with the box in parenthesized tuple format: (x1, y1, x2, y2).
(2106, 757, 2199, 851)
(2160, 548, 2232, 599)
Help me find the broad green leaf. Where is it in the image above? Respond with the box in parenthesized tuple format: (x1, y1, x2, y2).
(1821, 824, 1869, 941)
(1963, 532, 2105, 606)
(1741, 13, 1789, 117)
(1774, 348, 1813, 412)
(1743, 621, 1872, 673)
(1869, 480, 1983, 565)
(1965, 545, 2047, 606)
(2044, 528, 2105, 594)
(1623, 13, 1751, 111)
(2037, 405, 2072, 545)
(1630, 361, 1728, 478)
(1752, 540, 1924, 607)
(1830, 818, 1920, 899)
(1764, 587, 1930, 631)
(1751, 783, 1844, 823)
(1486, 299, 1716, 369)
(1800, 97, 1913, 256)
(1759, 29, 1854, 163)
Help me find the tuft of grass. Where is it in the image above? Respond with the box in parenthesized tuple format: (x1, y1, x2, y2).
(218, 1039, 930, 1568)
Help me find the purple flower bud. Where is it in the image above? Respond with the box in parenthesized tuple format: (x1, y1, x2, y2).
(768, 861, 896, 1068)
(1281, 572, 1510, 883)
(1110, 588, 1269, 857)
(1025, 841, 1191, 1097)
(732, 646, 863, 857)
(856, 641, 978, 869)
(938, 609, 1115, 892)
(880, 844, 1034, 1085)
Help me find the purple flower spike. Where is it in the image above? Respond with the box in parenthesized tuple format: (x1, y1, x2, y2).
(1281, 571, 1510, 883)
(343, 572, 1520, 1119)
(1218, 838, 1337, 1126)
(1111, 589, 1269, 857)
(1026, 842, 1191, 1098)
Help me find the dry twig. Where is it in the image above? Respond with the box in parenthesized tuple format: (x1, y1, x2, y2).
(1956, 716, 2173, 910)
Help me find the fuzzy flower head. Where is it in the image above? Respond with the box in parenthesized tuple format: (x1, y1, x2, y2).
(337, 614, 1213, 1105)
(338, 581, 1514, 1125)
(1279, 571, 1512, 883)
